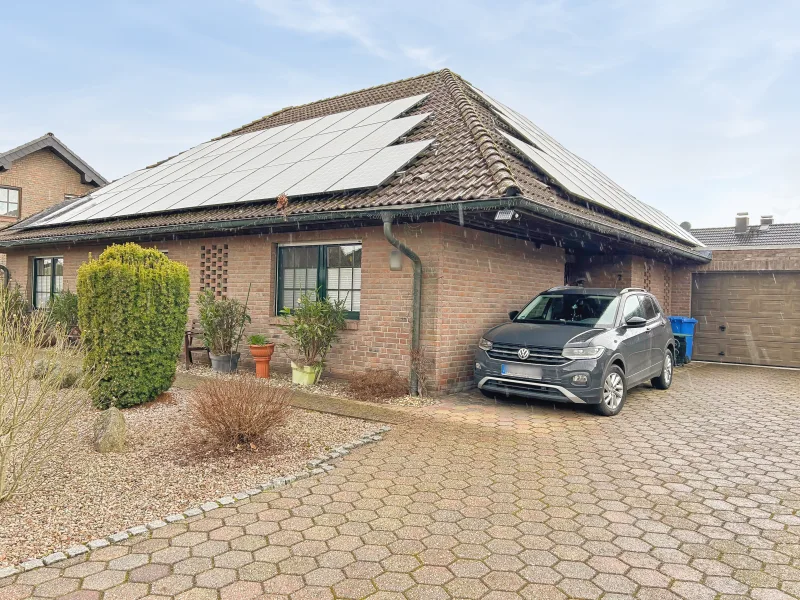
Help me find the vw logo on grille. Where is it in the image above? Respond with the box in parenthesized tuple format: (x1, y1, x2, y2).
(517, 348, 530, 360)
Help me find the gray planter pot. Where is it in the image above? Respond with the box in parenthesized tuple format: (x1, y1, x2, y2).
(209, 352, 240, 373)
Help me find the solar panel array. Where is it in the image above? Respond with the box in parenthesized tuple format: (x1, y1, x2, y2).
(469, 86, 701, 246)
(28, 93, 433, 228)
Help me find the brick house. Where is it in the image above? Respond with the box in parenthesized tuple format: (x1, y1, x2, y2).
(0, 133, 107, 276)
(676, 214, 800, 368)
(0, 70, 714, 392)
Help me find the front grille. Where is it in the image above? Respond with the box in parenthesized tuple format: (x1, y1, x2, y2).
(487, 342, 569, 366)
(483, 379, 563, 398)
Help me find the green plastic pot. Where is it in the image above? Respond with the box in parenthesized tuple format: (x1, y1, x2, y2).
(291, 362, 320, 385)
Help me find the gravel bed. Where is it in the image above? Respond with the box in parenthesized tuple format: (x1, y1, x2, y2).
(179, 364, 439, 407)
(0, 388, 375, 567)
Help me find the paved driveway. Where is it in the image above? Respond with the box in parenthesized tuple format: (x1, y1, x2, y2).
(3, 363, 800, 599)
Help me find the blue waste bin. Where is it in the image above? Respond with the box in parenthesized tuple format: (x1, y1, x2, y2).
(668, 316, 698, 361)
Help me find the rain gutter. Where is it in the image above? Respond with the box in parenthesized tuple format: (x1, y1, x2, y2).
(0, 196, 710, 263)
(381, 212, 421, 396)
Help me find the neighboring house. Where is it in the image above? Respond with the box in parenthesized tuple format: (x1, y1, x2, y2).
(0, 69, 711, 392)
(676, 214, 800, 368)
(0, 133, 107, 277)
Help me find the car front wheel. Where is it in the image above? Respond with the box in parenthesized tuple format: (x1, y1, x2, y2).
(651, 350, 674, 390)
(595, 365, 627, 416)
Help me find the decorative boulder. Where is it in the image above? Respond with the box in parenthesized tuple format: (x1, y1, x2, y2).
(93, 407, 126, 453)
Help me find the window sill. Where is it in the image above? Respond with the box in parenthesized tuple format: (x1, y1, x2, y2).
(267, 316, 359, 330)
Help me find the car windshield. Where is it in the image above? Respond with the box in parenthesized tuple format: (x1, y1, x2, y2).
(515, 293, 620, 327)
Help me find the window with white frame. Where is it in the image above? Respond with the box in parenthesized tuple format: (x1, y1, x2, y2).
(0, 187, 20, 217)
(277, 243, 362, 319)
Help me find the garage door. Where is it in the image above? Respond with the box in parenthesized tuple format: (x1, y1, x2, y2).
(691, 272, 800, 367)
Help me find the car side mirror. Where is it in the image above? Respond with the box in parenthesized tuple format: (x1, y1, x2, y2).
(509, 310, 519, 321)
(625, 316, 647, 328)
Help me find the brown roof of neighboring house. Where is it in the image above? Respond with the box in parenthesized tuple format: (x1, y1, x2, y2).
(0, 70, 699, 258)
(691, 222, 800, 248)
(0, 133, 108, 186)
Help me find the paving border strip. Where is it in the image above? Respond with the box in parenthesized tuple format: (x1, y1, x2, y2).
(0, 425, 390, 580)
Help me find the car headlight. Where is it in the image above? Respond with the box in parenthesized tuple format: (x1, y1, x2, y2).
(478, 337, 493, 351)
(562, 346, 605, 360)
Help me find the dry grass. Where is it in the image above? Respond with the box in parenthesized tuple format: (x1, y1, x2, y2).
(190, 378, 290, 449)
(348, 369, 409, 403)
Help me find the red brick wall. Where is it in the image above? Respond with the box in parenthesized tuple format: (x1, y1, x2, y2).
(0, 148, 97, 221)
(0, 148, 99, 265)
(435, 225, 565, 390)
(2, 223, 568, 392)
(671, 248, 800, 316)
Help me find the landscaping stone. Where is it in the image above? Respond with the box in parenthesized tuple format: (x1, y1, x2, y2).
(92, 407, 126, 453)
(42, 552, 67, 566)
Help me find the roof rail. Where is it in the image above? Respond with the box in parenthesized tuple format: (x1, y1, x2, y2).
(620, 287, 646, 294)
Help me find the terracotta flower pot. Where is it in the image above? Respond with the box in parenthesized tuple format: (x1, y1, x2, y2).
(250, 343, 275, 379)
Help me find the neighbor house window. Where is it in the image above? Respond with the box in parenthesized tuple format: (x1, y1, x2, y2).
(277, 243, 362, 319)
(0, 186, 20, 217)
(33, 257, 64, 308)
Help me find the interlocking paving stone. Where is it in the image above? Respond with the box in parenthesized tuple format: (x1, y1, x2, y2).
(4, 364, 800, 598)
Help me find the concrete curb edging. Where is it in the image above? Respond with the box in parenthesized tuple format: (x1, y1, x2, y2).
(0, 425, 391, 581)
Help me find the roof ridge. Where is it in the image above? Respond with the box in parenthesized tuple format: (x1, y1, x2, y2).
(218, 70, 443, 139)
(0, 133, 107, 186)
(439, 69, 520, 197)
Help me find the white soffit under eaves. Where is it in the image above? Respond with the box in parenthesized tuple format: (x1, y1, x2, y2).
(29, 93, 432, 227)
(469, 85, 701, 247)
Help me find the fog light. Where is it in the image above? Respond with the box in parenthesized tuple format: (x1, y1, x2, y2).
(475, 362, 482, 370)
(571, 373, 589, 386)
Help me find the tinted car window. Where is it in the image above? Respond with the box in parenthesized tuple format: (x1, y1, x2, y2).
(641, 296, 658, 320)
(622, 295, 645, 321)
(515, 293, 618, 327)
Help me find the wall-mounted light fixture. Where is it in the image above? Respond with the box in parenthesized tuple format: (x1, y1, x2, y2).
(389, 249, 403, 271)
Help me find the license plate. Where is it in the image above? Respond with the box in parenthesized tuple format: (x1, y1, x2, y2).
(501, 364, 542, 379)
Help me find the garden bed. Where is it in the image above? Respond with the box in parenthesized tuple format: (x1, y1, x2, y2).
(0, 388, 375, 567)
(178, 364, 439, 408)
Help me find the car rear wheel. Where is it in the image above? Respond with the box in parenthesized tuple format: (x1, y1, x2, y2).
(651, 350, 674, 390)
(595, 366, 626, 416)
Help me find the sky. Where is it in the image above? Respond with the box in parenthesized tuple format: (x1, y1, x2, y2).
(2, 0, 799, 228)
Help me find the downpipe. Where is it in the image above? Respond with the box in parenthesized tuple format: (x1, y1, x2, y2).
(382, 213, 421, 396)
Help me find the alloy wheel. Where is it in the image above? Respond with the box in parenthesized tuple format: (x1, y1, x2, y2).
(603, 372, 624, 410)
(664, 354, 673, 385)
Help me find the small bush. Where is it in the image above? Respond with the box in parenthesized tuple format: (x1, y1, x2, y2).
(1, 305, 102, 501)
(248, 334, 268, 346)
(1, 284, 29, 325)
(197, 290, 250, 355)
(348, 369, 408, 403)
(48, 290, 79, 329)
(77, 243, 190, 409)
(278, 292, 347, 381)
(190, 378, 290, 448)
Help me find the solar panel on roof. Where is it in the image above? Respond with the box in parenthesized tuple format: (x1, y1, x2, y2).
(327, 140, 433, 192)
(469, 85, 701, 246)
(29, 92, 431, 227)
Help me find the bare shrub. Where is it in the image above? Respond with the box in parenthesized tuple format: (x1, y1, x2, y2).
(410, 346, 434, 397)
(0, 296, 102, 502)
(190, 378, 290, 448)
(348, 369, 408, 403)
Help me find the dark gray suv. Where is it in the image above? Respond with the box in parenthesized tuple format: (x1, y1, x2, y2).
(474, 287, 675, 416)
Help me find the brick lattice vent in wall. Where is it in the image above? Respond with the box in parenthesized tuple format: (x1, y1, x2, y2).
(200, 244, 229, 296)
(663, 268, 671, 314)
(643, 261, 652, 292)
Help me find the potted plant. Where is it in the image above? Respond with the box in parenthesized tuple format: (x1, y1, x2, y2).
(248, 334, 275, 379)
(278, 292, 347, 385)
(198, 289, 251, 373)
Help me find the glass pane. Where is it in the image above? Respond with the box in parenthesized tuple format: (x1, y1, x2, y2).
(0, 189, 7, 202)
(325, 244, 361, 315)
(280, 246, 319, 311)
